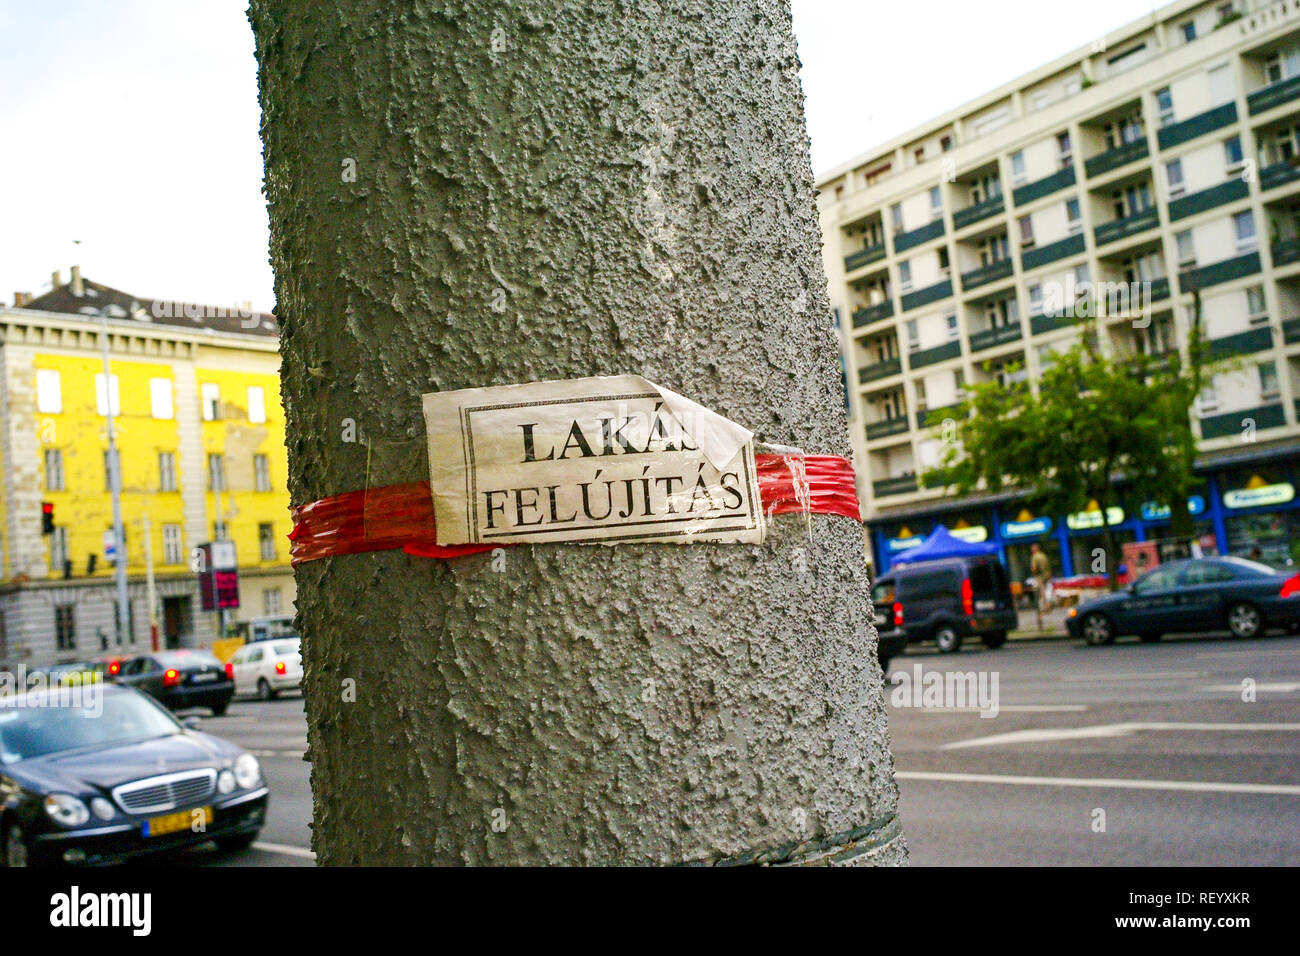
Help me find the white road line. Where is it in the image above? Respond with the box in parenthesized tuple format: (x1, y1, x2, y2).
(917, 705, 1089, 714)
(1058, 671, 1205, 681)
(1201, 682, 1300, 693)
(252, 841, 316, 860)
(942, 721, 1300, 750)
(1195, 648, 1300, 659)
(896, 770, 1300, 797)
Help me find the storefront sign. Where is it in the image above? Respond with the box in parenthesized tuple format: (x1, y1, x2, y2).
(1223, 482, 1295, 510)
(949, 525, 989, 543)
(1139, 495, 1206, 522)
(887, 536, 924, 553)
(1000, 517, 1052, 538)
(1066, 506, 1124, 531)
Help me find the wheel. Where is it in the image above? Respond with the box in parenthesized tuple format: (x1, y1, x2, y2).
(2, 822, 29, 868)
(1081, 613, 1115, 646)
(1226, 602, 1262, 639)
(210, 701, 229, 717)
(981, 631, 1007, 649)
(215, 831, 259, 853)
(933, 626, 962, 654)
(1139, 632, 1162, 643)
(257, 678, 277, 701)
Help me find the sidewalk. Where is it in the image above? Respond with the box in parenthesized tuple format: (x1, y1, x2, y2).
(1008, 604, 1073, 642)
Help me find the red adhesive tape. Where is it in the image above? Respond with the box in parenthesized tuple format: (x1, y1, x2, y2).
(288, 453, 861, 565)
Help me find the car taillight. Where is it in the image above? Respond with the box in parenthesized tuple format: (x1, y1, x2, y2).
(225, 662, 235, 680)
(163, 668, 181, 687)
(1282, 574, 1300, 598)
(962, 578, 974, 616)
(108, 661, 120, 676)
(275, 661, 286, 675)
(892, 602, 904, 626)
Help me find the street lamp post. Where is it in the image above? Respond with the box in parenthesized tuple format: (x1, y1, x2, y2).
(99, 310, 131, 646)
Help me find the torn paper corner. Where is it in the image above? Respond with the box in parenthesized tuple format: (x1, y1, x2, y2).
(645, 378, 753, 472)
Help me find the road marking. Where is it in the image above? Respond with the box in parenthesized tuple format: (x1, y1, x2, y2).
(1195, 648, 1300, 660)
(252, 841, 316, 860)
(1201, 682, 1300, 693)
(1059, 671, 1204, 681)
(942, 721, 1300, 750)
(896, 770, 1300, 796)
(917, 705, 1088, 714)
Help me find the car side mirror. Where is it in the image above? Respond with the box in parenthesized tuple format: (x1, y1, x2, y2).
(182, 716, 201, 730)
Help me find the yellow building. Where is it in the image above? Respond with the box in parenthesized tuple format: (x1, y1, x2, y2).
(0, 267, 295, 666)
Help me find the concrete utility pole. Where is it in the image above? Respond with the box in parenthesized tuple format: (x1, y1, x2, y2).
(251, 0, 904, 865)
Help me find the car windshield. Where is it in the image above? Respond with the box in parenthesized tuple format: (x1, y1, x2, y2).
(272, 641, 300, 656)
(0, 690, 180, 764)
(1219, 556, 1276, 577)
(154, 650, 222, 669)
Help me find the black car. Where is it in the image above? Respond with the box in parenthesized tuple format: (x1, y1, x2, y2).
(112, 650, 234, 716)
(1067, 556, 1300, 646)
(872, 555, 1018, 655)
(0, 684, 267, 866)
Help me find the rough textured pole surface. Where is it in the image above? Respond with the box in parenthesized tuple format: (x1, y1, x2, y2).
(250, 0, 904, 865)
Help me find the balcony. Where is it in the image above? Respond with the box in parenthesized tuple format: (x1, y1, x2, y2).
(960, 258, 1014, 291)
(1030, 311, 1075, 336)
(1272, 238, 1300, 267)
(1247, 74, 1300, 116)
(1178, 251, 1262, 293)
(908, 339, 963, 369)
(968, 323, 1024, 352)
(1156, 102, 1237, 151)
(1012, 166, 1076, 207)
(1206, 325, 1274, 359)
(892, 219, 946, 253)
(1021, 232, 1086, 271)
(1167, 178, 1249, 222)
(844, 243, 887, 272)
(865, 416, 911, 441)
(852, 300, 894, 328)
(900, 279, 953, 312)
(1094, 207, 1159, 246)
(1260, 160, 1300, 192)
(873, 474, 919, 498)
(1199, 402, 1286, 439)
(858, 357, 902, 384)
(916, 403, 963, 429)
(1283, 316, 1300, 343)
(952, 196, 1005, 230)
(1084, 139, 1150, 179)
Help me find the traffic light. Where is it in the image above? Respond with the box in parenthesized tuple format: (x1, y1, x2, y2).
(41, 501, 54, 535)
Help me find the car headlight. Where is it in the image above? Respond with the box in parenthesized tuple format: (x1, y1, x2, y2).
(233, 753, 261, 789)
(217, 769, 237, 794)
(44, 793, 90, 827)
(90, 796, 116, 820)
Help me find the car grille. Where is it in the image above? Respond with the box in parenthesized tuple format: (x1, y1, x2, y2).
(113, 769, 217, 814)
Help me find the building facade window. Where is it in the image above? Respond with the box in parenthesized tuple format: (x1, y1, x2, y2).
(1246, 285, 1267, 322)
(50, 526, 69, 571)
(95, 373, 121, 416)
(929, 186, 942, 218)
(247, 385, 267, 424)
(213, 520, 229, 541)
(1234, 211, 1256, 252)
(162, 524, 183, 565)
(1175, 229, 1196, 267)
(208, 453, 225, 492)
(1224, 135, 1244, 170)
(159, 451, 177, 492)
(259, 523, 276, 561)
(254, 453, 271, 492)
(150, 377, 174, 420)
(1010, 150, 1026, 184)
(1066, 198, 1082, 233)
(1165, 159, 1184, 197)
(263, 588, 283, 616)
(201, 383, 221, 421)
(898, 260, 912, 291)
(55, 604, 76, 651)
(1018, 215, 1034, 246)
(44, 448, 64, 491)
(1155, 87, 1174, 126)
(36, 369, 62, 413)
(1259, 360, 1280, 397)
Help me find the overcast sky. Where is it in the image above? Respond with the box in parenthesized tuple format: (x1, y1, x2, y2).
(1, 0, 1157, 314)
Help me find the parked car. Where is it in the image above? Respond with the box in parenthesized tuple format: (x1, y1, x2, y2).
(1067, 556, 1300, 646)
(110, 650, 234, 716)
(228, 638, 302, 700)
(0, 683, 267, 866)
(872, 555, 1018, 654)
(869, 580, 909, 671)
(24, 661, 101, 685)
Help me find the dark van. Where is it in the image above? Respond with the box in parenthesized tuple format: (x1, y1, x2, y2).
(871, 556, 1017, 654)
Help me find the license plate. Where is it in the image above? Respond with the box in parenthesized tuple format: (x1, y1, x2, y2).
(143, 806, 212, 837)
(191, 672, 218, 683)
(873, 614, 886, 626)
(974, 600, 996, 611)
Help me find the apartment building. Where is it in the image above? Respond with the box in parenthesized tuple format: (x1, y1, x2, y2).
(819, 0, 1300, 581)
(0, 269, 295, 667)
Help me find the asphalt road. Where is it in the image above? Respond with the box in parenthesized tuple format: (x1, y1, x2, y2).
(888, 630, 1300, 866)
(170, 629, 1298, 867)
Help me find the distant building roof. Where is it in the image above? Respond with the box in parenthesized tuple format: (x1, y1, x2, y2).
(16, 276, 278, 338)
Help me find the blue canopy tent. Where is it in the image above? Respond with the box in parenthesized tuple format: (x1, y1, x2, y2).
(892, 524, 997, 565)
